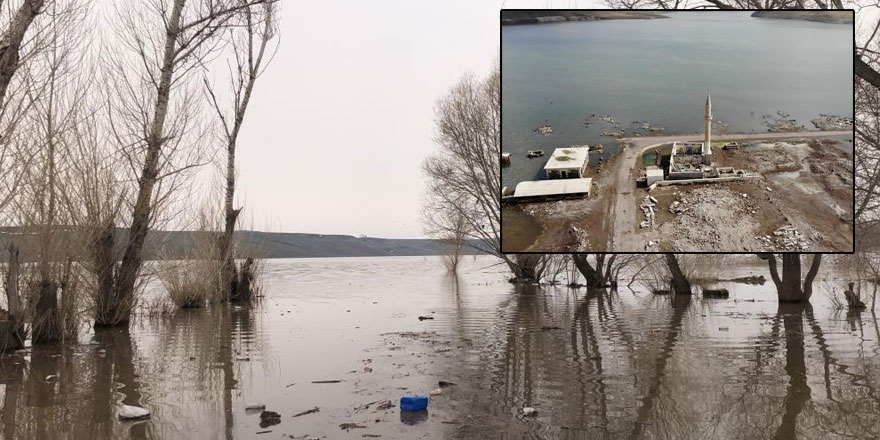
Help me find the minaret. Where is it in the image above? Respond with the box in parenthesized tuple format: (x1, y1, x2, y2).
(703, 91, 713, 165)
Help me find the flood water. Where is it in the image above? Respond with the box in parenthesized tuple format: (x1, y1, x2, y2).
(1, 256, 878, 439)
(501, 11, 853, 189)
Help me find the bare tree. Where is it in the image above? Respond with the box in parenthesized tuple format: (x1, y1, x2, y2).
(757, 254, 823, 302)
(423, 62, 544, 281)
(94, 0, 275, 325)
(856, 77, 880, 248)
(204, 1, 277, 301)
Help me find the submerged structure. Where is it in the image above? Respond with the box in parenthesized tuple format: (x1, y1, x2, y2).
(544, 147, 590, 179)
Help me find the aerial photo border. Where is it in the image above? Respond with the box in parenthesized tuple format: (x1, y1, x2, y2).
(498, 8, 857, 255)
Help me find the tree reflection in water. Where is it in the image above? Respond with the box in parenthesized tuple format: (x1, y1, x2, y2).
(0, 305, 261, 440)
(450, 285, 880, 440)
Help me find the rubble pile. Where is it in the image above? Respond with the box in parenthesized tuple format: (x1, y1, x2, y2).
(534, 125, 553, 136)
(657, 186, 760, 251)
(811, 114, 853, 131)
(639, 196, 657, 230)
(753, 225, 824, 250)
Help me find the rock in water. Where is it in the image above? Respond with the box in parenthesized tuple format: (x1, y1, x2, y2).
(245, 402, 266, 410)
(119, 404, 151, 421)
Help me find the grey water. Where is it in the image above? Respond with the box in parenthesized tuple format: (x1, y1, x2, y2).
(2, 256, 879, 439)
(501, 11, 853, 189)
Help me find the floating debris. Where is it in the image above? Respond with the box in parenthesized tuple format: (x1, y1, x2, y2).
(119, 405, 151, 421)
(534, 125, 553, 135)
(527, 150, 544, 158)
(292, 407, 320, 418)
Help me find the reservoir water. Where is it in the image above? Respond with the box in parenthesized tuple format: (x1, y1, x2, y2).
(501, 11, 853, 189)
(1, 256, 878, 439)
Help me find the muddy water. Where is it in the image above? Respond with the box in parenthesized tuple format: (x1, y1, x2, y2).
(1, 256, 878, 439)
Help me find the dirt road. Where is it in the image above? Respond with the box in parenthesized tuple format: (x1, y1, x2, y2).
(608, 130, 853, 251)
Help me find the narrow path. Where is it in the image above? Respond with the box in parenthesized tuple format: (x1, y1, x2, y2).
(608, 130, 853, 251)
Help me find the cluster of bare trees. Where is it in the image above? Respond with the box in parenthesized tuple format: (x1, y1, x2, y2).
(0, 0, 278, 351)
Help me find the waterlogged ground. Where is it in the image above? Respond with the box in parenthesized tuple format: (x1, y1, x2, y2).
(1, 256, 879, 439)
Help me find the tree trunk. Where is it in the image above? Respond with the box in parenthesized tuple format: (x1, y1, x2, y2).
(2, 244, 24, 351)
(110, 0, 186, 325)
(93, 222, 118, 326)
(760, 254, 822, 303)
(32, 281, 59, 343)
(665, 254, 691, 295)
(232, 258, 255, 302)
(572, 254, 608, 287)
(0, 0, 45, 107)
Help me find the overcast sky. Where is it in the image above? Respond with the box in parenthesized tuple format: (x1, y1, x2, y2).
(233, 0, 605, 239)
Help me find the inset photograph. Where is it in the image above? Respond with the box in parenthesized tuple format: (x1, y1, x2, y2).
(500, 10, 854, 252)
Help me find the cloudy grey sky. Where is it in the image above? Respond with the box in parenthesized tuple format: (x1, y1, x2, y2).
(233, 0, 603, 239)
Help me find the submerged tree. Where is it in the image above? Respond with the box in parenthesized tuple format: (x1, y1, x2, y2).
(757, 254, 822, 302)
(204, 1, 278, 302)
(95, 0, 275, 325)
(571, 254, 637, 288)
(665, 254, 692, 295)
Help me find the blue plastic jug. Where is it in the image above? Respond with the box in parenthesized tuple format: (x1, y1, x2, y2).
(400, 395, 429, 411)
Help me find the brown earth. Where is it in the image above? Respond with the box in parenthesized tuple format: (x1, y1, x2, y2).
(501, 130, 853, 252)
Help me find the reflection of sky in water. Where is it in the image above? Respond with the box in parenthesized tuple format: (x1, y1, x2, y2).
(0, 256, 877, 439)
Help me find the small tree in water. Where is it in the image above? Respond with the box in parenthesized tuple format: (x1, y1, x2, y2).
(758, 254, 822, 302)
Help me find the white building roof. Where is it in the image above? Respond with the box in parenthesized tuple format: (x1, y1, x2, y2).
(513, 178, 593, 198)
(646, 168, 664, 178)
(543, 147, 589, 172)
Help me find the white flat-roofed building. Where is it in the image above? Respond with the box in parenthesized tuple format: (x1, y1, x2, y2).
(513, 178, 592, 200)
(646, 166, 664, 186)
(544, 147, 589, 179)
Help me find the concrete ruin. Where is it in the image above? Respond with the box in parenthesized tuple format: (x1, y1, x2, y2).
(669, 141, 711, 179)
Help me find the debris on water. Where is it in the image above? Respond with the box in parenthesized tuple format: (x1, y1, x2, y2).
(703, 289, 729, 298)
(534, 125, 553, 136)
(718, 327, 730, 332)
(292, 407, 320, 418)
(376, 400, 395, 411)
(311, 380, 343, 383)
(438, 380, 457, 387)
(260, 411, 282, 427)
(285, 383, 297, 388)
(429, 388, 443, 396)
(118, 404, 151, 421)
(417, 316, 434, 321)
(246, 402, 266, 411)
(362, 435, 382, 438)
(255, 431, 272, 435)
(400, 395, 429, 411)
(340, 423, 368, 430)
(237, 357, 251, 361)
(523, 407, 538, 417)
(363, 366, 373, 373)
(45, 374, 57, 382)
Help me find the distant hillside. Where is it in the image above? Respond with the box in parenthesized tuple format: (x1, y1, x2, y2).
(501, 10, 668, 26)
(0, 228, 485, 261)
(751, 10, 853, 24)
